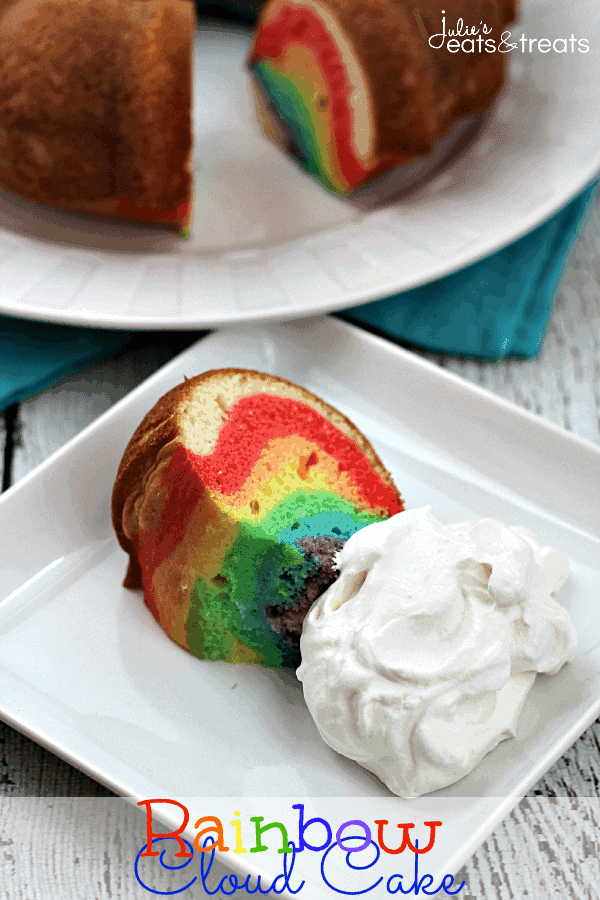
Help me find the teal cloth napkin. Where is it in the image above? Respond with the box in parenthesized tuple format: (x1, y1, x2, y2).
(341, 182, 598, 359)
(0, 319, 134, 411)
(0, 183, 596, 413)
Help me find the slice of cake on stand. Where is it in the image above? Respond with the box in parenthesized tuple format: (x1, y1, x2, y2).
(248, 0, 518, 196)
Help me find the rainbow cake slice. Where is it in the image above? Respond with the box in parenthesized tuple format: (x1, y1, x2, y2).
(248, 0, 517, 195)
(112, 369, 403, 667)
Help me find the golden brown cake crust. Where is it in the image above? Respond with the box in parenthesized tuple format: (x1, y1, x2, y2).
(321, 0, 515, 156)
(111, 369, 402, 588)
(400, 0, 517, 144)
(0, 0, 193, 225)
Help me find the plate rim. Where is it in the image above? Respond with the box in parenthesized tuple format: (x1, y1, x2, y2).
(0, 171, 598, 332)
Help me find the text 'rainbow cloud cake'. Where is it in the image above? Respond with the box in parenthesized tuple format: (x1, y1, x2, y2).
(112, 369, 403, 667)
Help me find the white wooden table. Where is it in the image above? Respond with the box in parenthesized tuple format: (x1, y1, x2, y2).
(0, 194, 599, 897)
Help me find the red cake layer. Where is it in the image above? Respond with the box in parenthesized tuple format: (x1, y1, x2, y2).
(186, 393, 402, 512)
(115, 199, 190, 228)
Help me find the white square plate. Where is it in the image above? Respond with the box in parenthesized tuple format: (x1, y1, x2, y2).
(1, 318, 599, 896)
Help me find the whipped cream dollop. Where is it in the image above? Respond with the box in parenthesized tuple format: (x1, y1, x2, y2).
(297, 507, 577, 798)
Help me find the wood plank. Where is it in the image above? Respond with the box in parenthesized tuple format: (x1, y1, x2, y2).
(458, 797, 600, 898)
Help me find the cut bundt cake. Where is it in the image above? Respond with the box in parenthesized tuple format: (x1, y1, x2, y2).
(249, 0, 518, 194)
(112, 369, 403, 667)
(0, 0, 193, 229)
(0, 0, 517, 229)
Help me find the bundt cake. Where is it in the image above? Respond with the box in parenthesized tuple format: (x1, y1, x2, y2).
(0, 0, 193, 229)
(0, 0, 517, 229)
(112, 369, 403, 667)
(249, 0, 518, 194)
